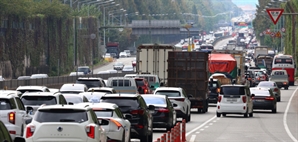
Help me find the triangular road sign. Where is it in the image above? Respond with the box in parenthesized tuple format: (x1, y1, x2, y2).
(275, 31, 281, 38)
(266, 8, 284, 25)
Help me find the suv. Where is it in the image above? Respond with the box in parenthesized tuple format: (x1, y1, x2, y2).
(76, 77, 106, 89)
(135, 78, 152, 94)
(16, 86, 51, 96)
(208, 79, 221, 103)
(20, 92, 68, 116)
(154, 87, 191, 122)
(0, 120, 25, 142)
(59, 83, 88, 94)
(100, 94, 155, 142)
(0, 90, 31, 140)
(216, 84, 254, 117)
(24, 105, 107, 142)
(77, 66, 92, 75)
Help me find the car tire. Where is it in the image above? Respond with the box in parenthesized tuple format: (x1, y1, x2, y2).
(148, 131, 153, 142)
(272, 107, 277, 113)
(216, 112, 221, 117)
(244, 110, 248, 118)
(222, 113, 226, 117)
(285, 87, 288, 90)
(277, 96, 281, 102)
(166, 118, 174, 131)
(249, 112, 253, 117)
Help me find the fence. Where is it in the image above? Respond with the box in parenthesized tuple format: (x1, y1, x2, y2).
(0, 72, 135, 90)
(154, 119, 186, 142)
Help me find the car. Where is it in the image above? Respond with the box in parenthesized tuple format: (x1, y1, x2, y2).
(154, 87, 191, 122)
(0, 76, 5, 81)
(97, 71, 110, 74)
(119, 52, 128, 58)
(20, 92, 68, 116)
(245, 70, 256, 86)
(132, 58, 137, 67)
(208, 78, 221, 104)
(135, 78, 152, 94)
(0, 120, 26, 142)
(113, 62, 124, 70)
(78, 102, 132, 142)
(0, 90, 31, 140)
(30, 74, 48, 79)
(69, 72, 84, 76)
(124, 50, 131, 57)
(16, 86, 51, 96)
(135, 74, 162, 90)
(142, 95, 177, 131)
(77, 66, 92, 75)
(17, 76, 31, 80)
(100, 94, 154, 142)
(88, 87, 117, 94)
(76, 77, 106, 88)
(106, 77, 138, 94)
(257, 81, 281, 102)
(269, 70, 289, 89)
(24, 104, 107, 142)
(250, 87, 277, 113)
(79, 92, 106, 103)
(122, 65, 134, 72)
(216, 84, 254, 117)
(62, 93, 89, 104)
(59, 83, 88, 94)
(107, 69, 118, 74)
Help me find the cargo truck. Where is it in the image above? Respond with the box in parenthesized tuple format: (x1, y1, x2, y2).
(167, 51, 209, 113)
(254, 46, 269, 60)
(255, 54, 274, 74)
(136, 44, 180, 85)
(106, 42, 120, 58)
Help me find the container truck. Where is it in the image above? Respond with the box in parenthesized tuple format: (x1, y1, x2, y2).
(254, 46, 269, 60)
(106, 42, 120, 58)
(167, 51, 209, 113)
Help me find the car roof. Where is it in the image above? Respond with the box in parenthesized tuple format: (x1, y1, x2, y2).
(77, 102, 118, 110)
(88, 87, 114, 91)
(21, 92, 60, 97)
(38, 104, 90, 110)
(79, 92, 106, 95)
(102, 93, 139, 98)
(0, 91, 19, 98)
(250, 87, 271, 91)
(77, 77, 103, 81)
(221, 84, 246, 87)
(78, 66, 89, 68)
(61, 93, 84, 97)
(155, 87, 182, 91)
(141, 94, 166, 98)
(17, 86, 47, 90)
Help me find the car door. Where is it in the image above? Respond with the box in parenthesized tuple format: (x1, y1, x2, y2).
(15, 97, 30, 133)
(139, 97, 152, 133)
(166, 97, 176, 123)
(182, 89, 191, 111)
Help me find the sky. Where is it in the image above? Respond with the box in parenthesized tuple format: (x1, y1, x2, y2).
(231, 0, 259, 7)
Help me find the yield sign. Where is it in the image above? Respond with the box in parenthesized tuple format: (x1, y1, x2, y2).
(266, 8, 284, 25)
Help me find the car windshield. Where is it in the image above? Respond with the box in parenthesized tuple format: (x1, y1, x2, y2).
(94, 110, 113, 117)
(35, 109, 88, 123)
(77, 68, 89, 73)
(258, 82, 275, 87)
(21, 96, 57, 105)
(220, 87, 245, 95)
(114, 62, 123, 66)
(76, 80, 102, 88)
(17, 89, 43, 94)
(155, 91, 181, 97)
(143, 96, 166, 105)
(250, 90, 270, 96)
(0, 99, 12, 110)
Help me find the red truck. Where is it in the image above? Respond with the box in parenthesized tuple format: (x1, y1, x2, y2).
(106, 42, 120, 58)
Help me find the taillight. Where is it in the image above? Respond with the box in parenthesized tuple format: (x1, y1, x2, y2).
(130, 109, 144, 115)
(158, 108, 169, 113)
(218, 96, 222, 102)
(242, 96, 247, 103)
(265, 96, 275, 101)
(8, 112, 15, 124)
(86, 125, 95, 139)
(26, 125, 35, 138)
(174, 98, 185, 102)
(136, 124, 144, 129)
(110, 119, 122, 130)
(217, 88, 220, 93)
(274, 88, 278, 92)
(144, 89, 148, 94)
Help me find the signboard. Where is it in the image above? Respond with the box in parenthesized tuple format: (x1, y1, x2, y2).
(281, 27, 285, 32)
(266, 8, 284, 25)
(275, 31, 281, 38)
(270, 32, 275, 37)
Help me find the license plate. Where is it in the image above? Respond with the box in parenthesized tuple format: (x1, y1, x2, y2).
(255, 99, 264, 102)
(227, 99, 236, 102)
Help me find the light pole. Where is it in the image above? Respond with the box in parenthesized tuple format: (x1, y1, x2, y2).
(102, 3, 120, 45)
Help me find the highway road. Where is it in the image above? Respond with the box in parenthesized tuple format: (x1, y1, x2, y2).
(93, 56, 136, 73)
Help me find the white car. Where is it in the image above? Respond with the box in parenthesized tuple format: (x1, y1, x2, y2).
(59, 83, 88, 94)
(154, 87, 191, 122)
(122, 65, 134, 72)
(24, 105, 107, 142)
(79, 92, 107, 103)
(30, 74, 48, 79)
(61, 93, 89, 104)
(216, 84, 254, 117)
(0, 90, 31, 140)
(124, 50, 131, 57)
(69, 72, 84, 76)
(88, 87, 117, 94)
(119, 52, 128, 58)
(16, 86, 51, 96)
(78, 103, 131, 142)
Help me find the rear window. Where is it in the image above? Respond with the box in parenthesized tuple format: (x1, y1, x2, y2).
(0, 99, 12, 110)
(63, 96, 83, 104)
(135, 79, 145, 86)
(258, 82, 275, 87)
(101, 98, 139, 112)
(250, 90, 270, 96)
(94, 110, 113, 117)
(21, 96, 57, 105)
(155, 91, 181, 97)
(201, 46, 214, 49)
(111, 80, 132, 86)
(142, 96, 166, 105)
(35, 109, 88, 123)
(76, 80, 102, 88)
(18, 89, 43, 94)
(220, 87, 245, 95)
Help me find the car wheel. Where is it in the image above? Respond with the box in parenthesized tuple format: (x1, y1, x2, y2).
(249, 112, 253, 117)
(222, 113, 226, 117)
(272, 107, 277, 113)
(244, 110, 248, 118)
(216, 112, 221, 117)
(166, 118, 173, 131)
(148, 131, 153, 142)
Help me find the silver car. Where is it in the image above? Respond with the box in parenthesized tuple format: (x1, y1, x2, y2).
(257, 81, 281, 102)
(113, 62, 124, 70)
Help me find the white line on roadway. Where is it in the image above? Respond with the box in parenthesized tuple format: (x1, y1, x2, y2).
(186, 116, 217, 136)
(283, 86, 298, 142)
(190, 135, 196, 142)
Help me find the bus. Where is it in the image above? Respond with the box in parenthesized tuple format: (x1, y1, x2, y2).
(272, 55, 296, 85)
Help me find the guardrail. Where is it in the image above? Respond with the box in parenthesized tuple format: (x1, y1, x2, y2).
(212, 35, 233, 46)
(154, 119, 186, 142)
(0, 72, 135, 90)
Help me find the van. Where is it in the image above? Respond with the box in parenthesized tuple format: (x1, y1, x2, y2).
(106, 77, 138, 94)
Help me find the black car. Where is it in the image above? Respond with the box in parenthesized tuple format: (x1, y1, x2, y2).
(0, 120, 25, 142)
(250, 87, 277, 113)
(100, 94, 155, 142)
(142, 95, 177, 131)
(208, 79, 221, 103)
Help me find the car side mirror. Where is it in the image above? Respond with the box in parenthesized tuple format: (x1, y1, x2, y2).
(14, 137, 26, 142)
(188, 94, 193, 98)
(150, 85, 155, 89)
(124, 114, 133, 120)
(172, 103, 178, 107)
(160, 82, 164, 86)
(251, 94, 255, 97)
(68, 102, 74, 105)
(148, 105, 155, 110)
(26, 106, 33, 114)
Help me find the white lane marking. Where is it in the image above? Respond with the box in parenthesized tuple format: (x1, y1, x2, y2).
(190, 135, 196, 142)
(205, 126, 209, 128)
(186, 116, 217, 136)
(196, 131, 200, 134)
(200, 129, 204, 131)
(209, 123, 213, 125)
(283, 86, 298, 142)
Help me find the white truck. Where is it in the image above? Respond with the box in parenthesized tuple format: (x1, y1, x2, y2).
(254, 46, 269, 60)
(136, 44, 180, 85)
